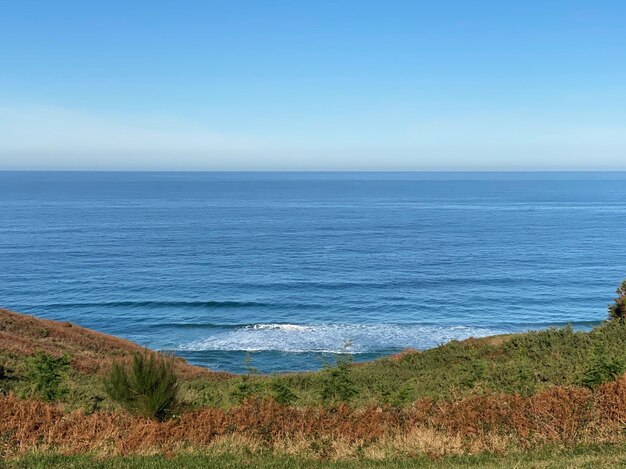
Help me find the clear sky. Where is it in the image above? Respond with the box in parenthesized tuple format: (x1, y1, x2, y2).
(1, 1, 625, 170)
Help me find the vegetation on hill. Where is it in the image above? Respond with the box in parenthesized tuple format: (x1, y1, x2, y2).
(0, 308, 216, 379)
(608, 280, 626, 321)
(1, 281, 626, 465)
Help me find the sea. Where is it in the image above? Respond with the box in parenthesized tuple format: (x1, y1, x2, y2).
(1, 171, 625, 373)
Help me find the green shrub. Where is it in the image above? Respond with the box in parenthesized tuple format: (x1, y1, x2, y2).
(230, 377, 262, 403)
(608, 280, 626, 321)
(269, 378, 297, 405)
(459, 359, 488, 388)
(0, 361, 8, 380)
(230, 353, 262, 403)
(376, 381, 414, 407)
(580, 348, 625, 389)
(104, 352, 179, 421)
(26, 353, 70, 401)
(320, 354, 358, 404)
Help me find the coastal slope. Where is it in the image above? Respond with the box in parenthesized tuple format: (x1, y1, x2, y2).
(0, 307, 213, 378)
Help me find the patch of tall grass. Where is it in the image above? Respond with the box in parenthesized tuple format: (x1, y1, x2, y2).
(104, 352, 179, 421)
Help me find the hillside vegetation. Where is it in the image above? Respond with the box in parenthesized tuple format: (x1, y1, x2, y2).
(1, 284, 626, 466)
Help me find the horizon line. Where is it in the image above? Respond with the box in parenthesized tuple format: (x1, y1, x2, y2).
(2, 169, 626, 173)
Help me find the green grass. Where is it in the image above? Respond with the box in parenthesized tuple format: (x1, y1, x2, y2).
(5, 444, 626, 468)
(4, 320, 626, 412)
(179, 321, 626, 409)
(3, 318, 626, 467)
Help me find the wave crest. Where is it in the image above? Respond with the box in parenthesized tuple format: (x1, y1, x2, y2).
(35, 300, 271, 309)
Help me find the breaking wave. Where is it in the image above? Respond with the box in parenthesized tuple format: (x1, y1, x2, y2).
(178, 323, 504, 354)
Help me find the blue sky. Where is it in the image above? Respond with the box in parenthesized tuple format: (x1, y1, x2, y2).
(1, 1, 625, 170)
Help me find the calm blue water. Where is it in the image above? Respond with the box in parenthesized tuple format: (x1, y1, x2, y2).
(1, 171, 626, 373)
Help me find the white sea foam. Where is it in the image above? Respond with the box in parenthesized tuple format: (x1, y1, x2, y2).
(249, 323, 314, 331)
(178, 323, 503, 353)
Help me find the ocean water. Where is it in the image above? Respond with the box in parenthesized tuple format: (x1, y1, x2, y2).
(1, 171, 626, 373)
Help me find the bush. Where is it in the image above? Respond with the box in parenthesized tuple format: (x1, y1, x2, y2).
(376, 381, 414, 407)
(580, 347, 625, 389)
(269, 378, 297, 405)
(230, 353, 262, 403)
(230, 377, 262, 403)
(26, 353, 70, 401)
(608, 280, 626, 321)
(0, 360, 8, 380)
(104, 352, 179, 421)
(320, 354, 358, 403)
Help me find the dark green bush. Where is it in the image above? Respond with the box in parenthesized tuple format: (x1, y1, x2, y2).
(230, 377, 262, 403)
(320, 354, 358, 403)
(104, 352, 179, 421)
(580, 347, 626, 389)
(26, 353, 70, 401)
(230, 353, 262, 403)
(376, 381, 414, 407)
(0, 361, 8, 380)
(269, 378, 297, 405)
(608, 280, 626, 321)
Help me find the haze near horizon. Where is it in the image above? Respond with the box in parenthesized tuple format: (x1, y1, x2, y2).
(1, 1, 625, 171)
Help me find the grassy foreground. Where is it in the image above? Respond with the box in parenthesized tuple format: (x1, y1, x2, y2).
(5, 444, 626, 468)
(2, 305, 626, 465)
(3, 308, 626, 411)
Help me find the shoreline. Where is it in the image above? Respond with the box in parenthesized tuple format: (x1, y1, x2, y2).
(0, 306, 603, 375)
(1, 306, 527, 375)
